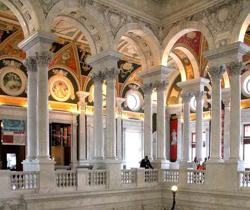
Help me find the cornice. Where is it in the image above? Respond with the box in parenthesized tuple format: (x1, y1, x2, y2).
(162, 0, 225, 26)
(94, 0, 161, 25)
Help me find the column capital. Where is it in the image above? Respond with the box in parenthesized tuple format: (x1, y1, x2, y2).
(105, 67, 119, 80)
(194, 90, 204, 101)
(226, 61, 244, 77)
(154, 81, 168, 91)
(116, 97, 125, 108)
(181, 92, 193, 103)
(91, 71, 104, 82)
(35, 51, 52, 66)
(208, 65, 225, 80)
(77, 91, 89, 101)
(142, 83, 153, 94)
(222, 88, 231, 107)
(24, 56, 37, 72)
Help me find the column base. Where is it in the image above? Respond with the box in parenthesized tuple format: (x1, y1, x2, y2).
(169, 161, 180, 169)
(22, 159, 40, 171)
(152, 159, 170, 169)
(104, 160, 123, 189)
(179, 160, 194, 169)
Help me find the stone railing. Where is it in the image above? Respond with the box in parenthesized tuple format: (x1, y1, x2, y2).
(239, 171, 250, 187)
(162, 169, 179, 183)
(145, 169, 158, 183)
(87, 170, 107, 186)
(121, 169, 136, 184)
(55, 170, 77, 188)
(187, 170, 205, 184)
(10, 171, 39, 191)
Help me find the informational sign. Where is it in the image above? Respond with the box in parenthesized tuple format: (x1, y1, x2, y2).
(2, 119, 25, 145)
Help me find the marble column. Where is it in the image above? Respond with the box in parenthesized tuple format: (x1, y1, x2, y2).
(222, 88, 231, 161)
(181, 92, 193, 162)
(208, 65, 225, 161)
(156, 81, 167, 160)
(71, 117, 78, 168)
(226, 62, 243, 161)
(116, 97, 125, 160)
(177, 113, 183, 162)
(77, 91, 89, 165)
(105, 69, 118, 159)
(23, 57, 37, 161)
(92, 73, 104, 159)
(142, 83, 153, 159)
(194, 91, 204, 162)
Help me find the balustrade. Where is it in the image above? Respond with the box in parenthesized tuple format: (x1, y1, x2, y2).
(145, 169, 158, 183)
(239, 171, 250, 187)
(88, 170, 107, 186)
(187, 170, 205, 184)
(162, 169, 179, 183)
(55, 170, 77, 188)
(10, 171, 39, 191)
(121, 169, 136, 184)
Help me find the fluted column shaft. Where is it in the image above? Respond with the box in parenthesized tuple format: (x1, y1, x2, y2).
(208, 66, 225, 161)
(195, 91, 204, 162)
(24, 57, 37, 160)
(105, 70, 117, 159)
(182, 93, 193, 162)
(36, 52, 51, 159)
(156, 82, 167, 160)
(222, 89, 230, 161)
(93, 73, 104, 159)
(77, 91, 89, 163)
(227, 62, 242, 161)
(142, 84, 153, 159)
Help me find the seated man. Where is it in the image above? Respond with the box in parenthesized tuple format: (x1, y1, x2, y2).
(140, 156, 153, 169)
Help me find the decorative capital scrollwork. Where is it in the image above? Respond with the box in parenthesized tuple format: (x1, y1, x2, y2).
(91, 71, 104, 82)
(142, 83, 153, 95)
(194, 91, 204, 101)
(226, 61, 243, 77)
(154, 81, 168, 91)
(181, 92, 193, 103)
(208, 65, 225, 81)
(105, 67, 119, 80)
(24, 56, 37, 72)
(36, 51, 52, 65)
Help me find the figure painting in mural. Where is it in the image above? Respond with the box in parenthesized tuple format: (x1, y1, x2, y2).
(3, 72, 22, 91)
(52, 80, 70, 100)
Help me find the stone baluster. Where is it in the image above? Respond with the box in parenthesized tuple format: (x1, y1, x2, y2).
(142, 83, 153, 160)
(208, 65, 225, 161)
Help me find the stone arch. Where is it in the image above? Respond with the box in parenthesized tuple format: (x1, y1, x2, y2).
(0, 0, 41, 37)
(162, 20, 215, 65)
(45, 0, 112, 53)
(174, 46, 200, 79)
(114, 22, 161, 70)
(52, 15, 97, 55)
(231, 7, 250, 42)
(169, 52, 186, 81)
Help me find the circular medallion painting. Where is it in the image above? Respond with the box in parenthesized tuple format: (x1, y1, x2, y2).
(49, 70, 75, 102)
(0, 66, 27, 96)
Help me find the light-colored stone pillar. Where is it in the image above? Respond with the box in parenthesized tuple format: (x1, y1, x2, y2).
(208, 66, 225, 161)
(92, 72, 104, 160)
(226, 62, 243, 161)
(156, 81, 168, 161)
(222, 88, 231, 161)
(22, 57, 37, 170)
(71, 117, 78, 168)
(105, 69, 119, 159)
(194, 91, 204, 162)
(181, 92, 193, 162)
(77, 91, 89, 165)
(142, 83, 153, 159)
(116, 97, 125, 160)
(177, 113, 183, 162)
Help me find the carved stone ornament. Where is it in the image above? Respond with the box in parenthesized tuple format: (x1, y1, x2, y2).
(36, 51, 52, 65)
(208, 65, 225, 80)
(24, 56, 37, 72)
(142, 83, 153, 94)
(194, 90, 204, 100)
(181, 92, 193, 103)
(154, 81, 168, 91)
(91, 71, 104, 82)
(105, 67, 119, 80)
(226, 61, 244, 77)
(39, 0, 61, 17)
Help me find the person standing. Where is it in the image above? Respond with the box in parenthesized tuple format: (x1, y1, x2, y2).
(140, 156, 153, 169)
